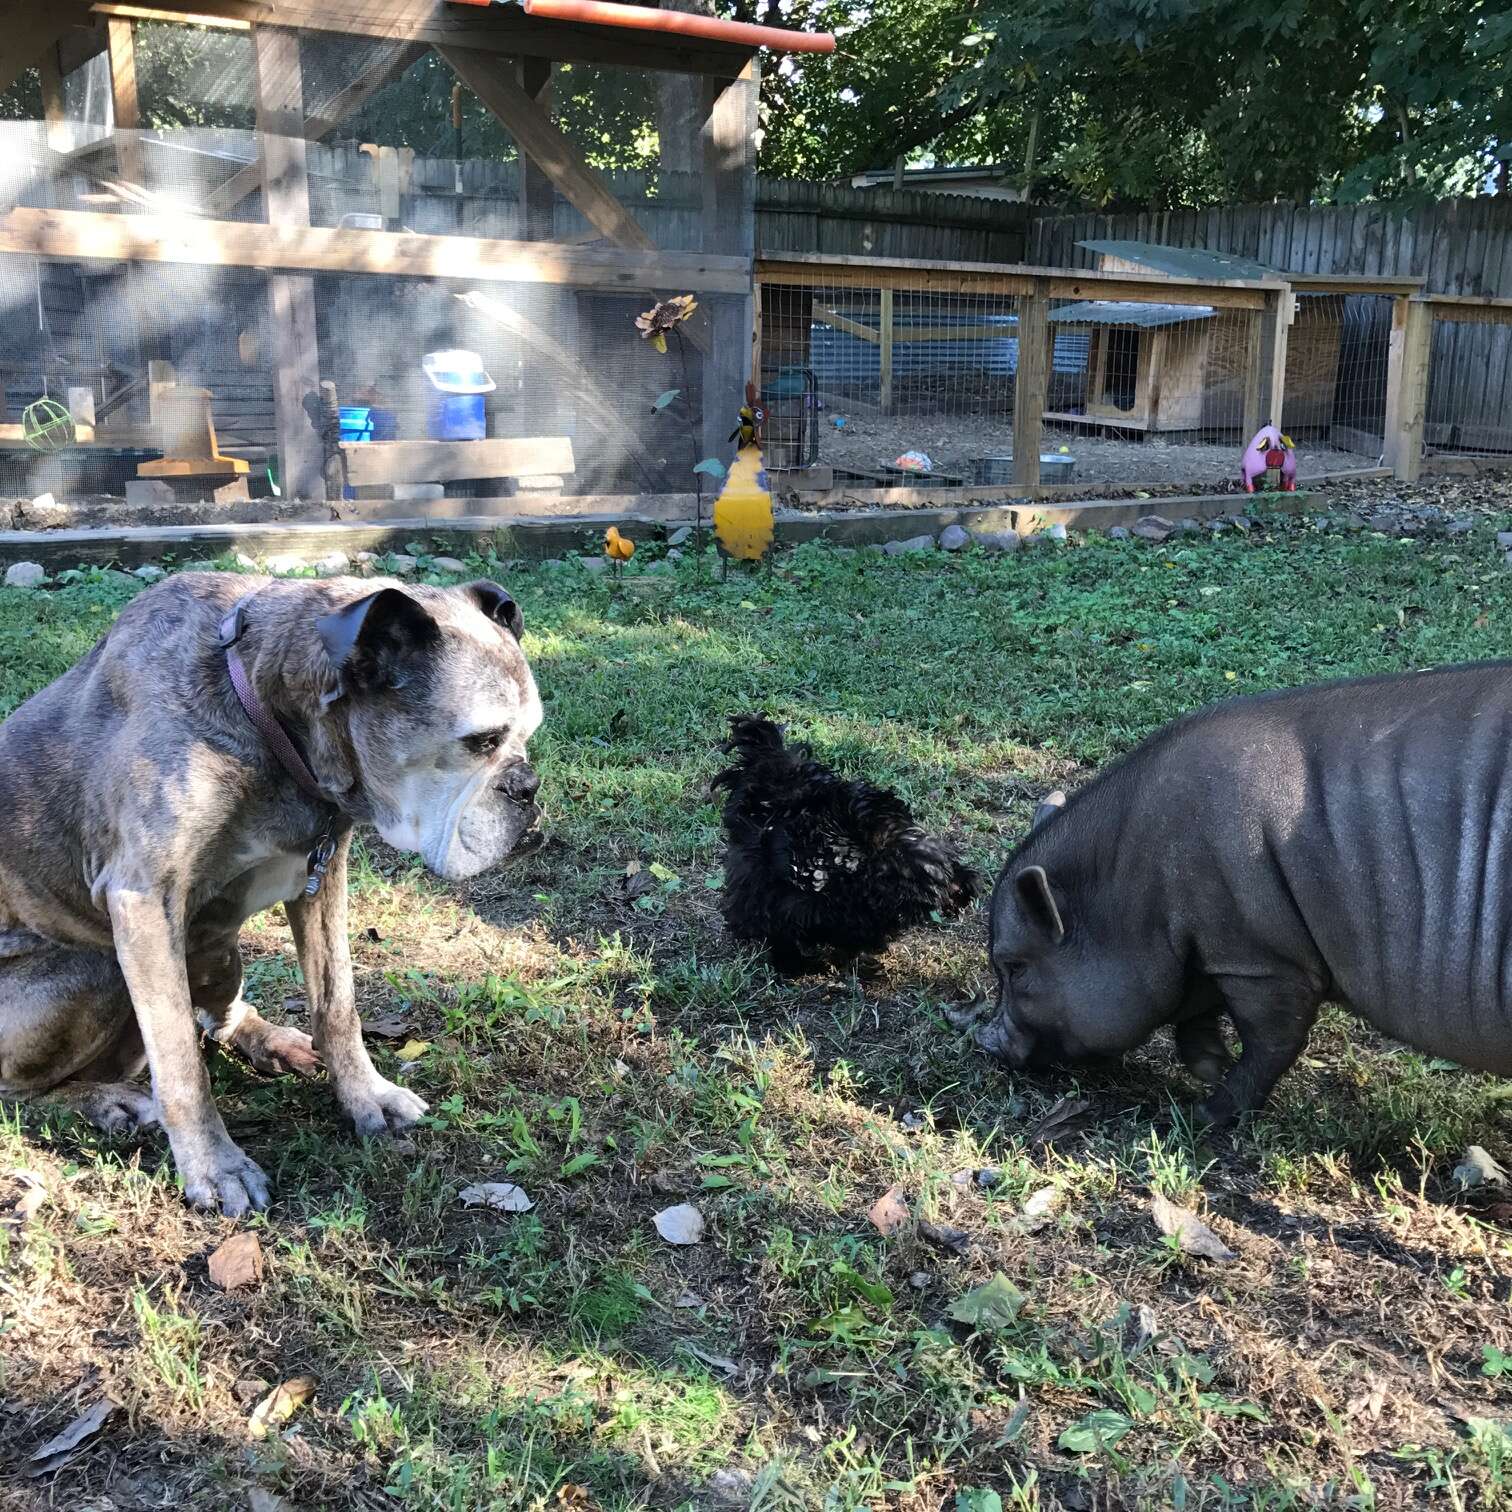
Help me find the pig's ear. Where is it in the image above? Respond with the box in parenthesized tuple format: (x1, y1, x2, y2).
(1032, 790, 1066, 830)
(1014, 865, 1066, 944)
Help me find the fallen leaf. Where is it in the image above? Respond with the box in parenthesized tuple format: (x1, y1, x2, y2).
(673, 1290, 704, 1309)
(208, 1231, 265, 1291)
(948, 1273, 1025, 1332)
(1028, 1096, 1093, 1146)
(247, 1376, 316, 1440)
(394, 1038, 430, 1062)
(459, 1182, 534, 1213)
(920, 1219, 971, 1255)
(2, 1169, 47, 1226)
(27, 1399, 117, 1477)
(679, 1340, 738, 1374)
(1150, 1193, 1236, 1261)
(1058, 1407, 1133, 1454)
(654, 1202, 705, 1245)
(361, 1013, 410, 1040)
(1454, 1145, 1509, 1191)
(556, 1485, 598, 1510)
(868, 1184, 910, 1236)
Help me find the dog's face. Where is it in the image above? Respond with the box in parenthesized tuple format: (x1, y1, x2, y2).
(318, 580, 544, 881)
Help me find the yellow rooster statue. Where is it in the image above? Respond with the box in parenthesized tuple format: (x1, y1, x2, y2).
(713, 387, 774, 563)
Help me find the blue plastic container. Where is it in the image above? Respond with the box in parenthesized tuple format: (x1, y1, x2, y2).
(338, 406, 373, 442)
(370, 407, 398, 441)
(426, 392, 486, 440)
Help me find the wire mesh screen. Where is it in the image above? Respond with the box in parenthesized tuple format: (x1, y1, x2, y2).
(1312, 293, 1394, 469)
(1425, 314, 1512, 459)
(758, 281, 1022, 485)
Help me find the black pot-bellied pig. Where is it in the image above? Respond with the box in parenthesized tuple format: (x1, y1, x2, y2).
(979, 660, 1512, 1125)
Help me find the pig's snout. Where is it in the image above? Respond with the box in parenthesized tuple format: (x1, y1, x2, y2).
(976, 1010, 1036, 1067)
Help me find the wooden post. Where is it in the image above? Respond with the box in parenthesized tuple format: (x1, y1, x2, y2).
(700, 59, 757, 463)
(39, 43, 72, 154)
(1243, 286, 1292, 437)
(253, 25, 324, 501)
(1384, 295, 1432, 482)
(878, 286, 894, 412)
(517, 56, 554, 241)
(1013, 282, 1049, 489)
(106, 17, 143, 188)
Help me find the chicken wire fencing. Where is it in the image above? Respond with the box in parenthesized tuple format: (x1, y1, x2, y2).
(1425, 313, 1512, 461)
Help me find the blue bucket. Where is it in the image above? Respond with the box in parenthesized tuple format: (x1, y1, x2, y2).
(338, 406, 374, 442)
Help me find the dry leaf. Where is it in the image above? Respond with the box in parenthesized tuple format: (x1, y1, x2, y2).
(1020, 1185, 1062, 1232)
(247, 1376, 316, 1440)
(459, 1182, 534, 1213)
(1029, 1096, 1093, 1145)
(868, 1185, 910, 1236)
(919, 1219, 971, 1255)
(556, 1486, 598, 1510)
(394, 1038, 430, 1062)
(208, 1231, 265, 1291)
(27, 1398, 117, 1477)
(2, 1169, 47, 1227)
(679, 1340, 738, 1374)
(1150, 1193, 1236, 1261)
(654, 1202, 705, 1245)
(361, 1013, 410, 1040)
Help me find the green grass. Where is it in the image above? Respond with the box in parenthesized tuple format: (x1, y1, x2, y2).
(2, 518, 1512, 1510)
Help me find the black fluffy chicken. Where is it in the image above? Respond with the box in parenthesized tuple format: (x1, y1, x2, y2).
(711, 716, 981, 973)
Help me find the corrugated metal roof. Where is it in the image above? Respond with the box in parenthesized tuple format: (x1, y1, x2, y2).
(1049, 300, 1215, 328)
(1078, 240, 1280, 282)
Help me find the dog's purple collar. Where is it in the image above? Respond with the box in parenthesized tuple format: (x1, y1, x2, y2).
(219, 596, 340, 897)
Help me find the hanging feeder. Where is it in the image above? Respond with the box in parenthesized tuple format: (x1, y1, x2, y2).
(21, 397, 75, 453)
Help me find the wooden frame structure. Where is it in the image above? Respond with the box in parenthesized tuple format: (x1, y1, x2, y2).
(2, 0, 776, 500)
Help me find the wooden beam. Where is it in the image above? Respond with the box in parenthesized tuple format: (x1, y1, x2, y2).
(1419, 294, 1512, 326)
(878, 286, 894, 412)
(812, 303, 878, 343)
(340, 437, 575, 488)
(439, 45, 654, 251)
(206, 41, 427, 218)
(516, 55, 555, 241)
(0, 207, 752, 293)
(106, 16, 143, 188)
(1243, 287, 1292, 437)
(84, 0, 758, 76)
(1013, 285, 1049, 490)
(1384, 295, 1432, 483)
(38, 44, 73, 155)
(254, 25, 324, 503)
(0, 2, 94, 98)
(92, 3, 252, 26)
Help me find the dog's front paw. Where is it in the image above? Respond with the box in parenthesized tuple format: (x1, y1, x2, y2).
(233, 1019, 323, 1079)
(340, 1075, 429, 1139)
(178, 1141, 270, 1217)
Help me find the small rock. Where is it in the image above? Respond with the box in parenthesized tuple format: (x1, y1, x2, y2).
(133, 564, 165, 583)
(431, 556, 467, 574)
(386, 553, 419, 575)
(1039, 521, 1068, 543)
(354, 550, 378, 564)
(234, 552, 259, 570)
(1445, 518, 1474, 536)
(1177, 518, 1203, 534)
(314, 551, 350, 577)
(265, 553, 306, 575)
(1132, 515, 1174, 542)
(709, 1469, 753, 1505)
(937, 523, 971, 552)
(919, 1219, 971, 1255)
(1107, 525, 1131, 540)
(908, 1271, 933, 1290)
(667, 526, 693, 547)
(667, 548, 684, 562)
(975, 1167, 1003, 1188)
(882, 534, 935, 555)
(1453, 1145, 1509, 1191)
(1020, 1185, 1062, 1232)
(4, 562, 45, 588)
(972, 528, 1021, 553)
(22, 494, 68, 528)
(578, 556, 608, 575)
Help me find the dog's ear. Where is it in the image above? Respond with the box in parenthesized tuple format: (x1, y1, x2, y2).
(461, 580, 523, 640)
(317, 587, 440, 695)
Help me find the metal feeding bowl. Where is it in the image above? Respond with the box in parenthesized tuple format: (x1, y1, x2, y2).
(973, 454, 1077, 486)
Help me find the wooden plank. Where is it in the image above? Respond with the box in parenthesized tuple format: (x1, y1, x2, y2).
(38, 43, 73, 155)
(340, 436, 575, 487)
(0, 208, 754, 293)
(517, 55, 555, 241)
(812, 302, 878, 343)
(1384, 295, 1431, 481)
(1013, 286, 1049, 489)
(440, 45, 654, 251)
(207, 41, 427, 218)
(106, 16, 143, 188)
(1289, 273, 1424, 295)
(254, 25, 323, 504)
(878, 285, 893, 411)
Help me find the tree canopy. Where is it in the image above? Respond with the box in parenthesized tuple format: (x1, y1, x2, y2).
(756, 0, 1510, 208)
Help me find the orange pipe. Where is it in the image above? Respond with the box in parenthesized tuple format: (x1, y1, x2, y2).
(521, 0, 836, 54)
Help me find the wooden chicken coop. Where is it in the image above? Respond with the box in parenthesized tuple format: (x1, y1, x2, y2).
(0, 0, 832, 505)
